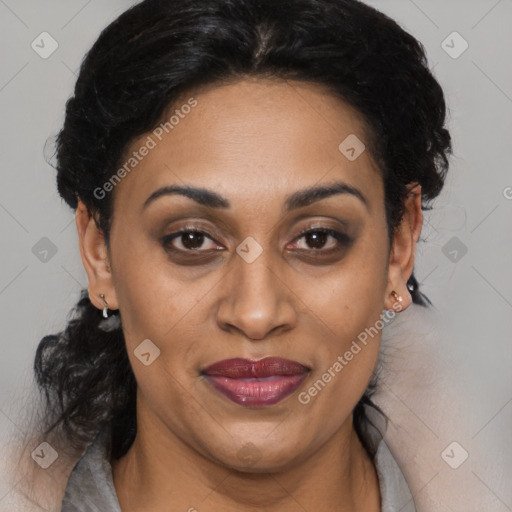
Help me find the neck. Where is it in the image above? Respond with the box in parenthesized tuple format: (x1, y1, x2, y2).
(112, 399, 380, 512)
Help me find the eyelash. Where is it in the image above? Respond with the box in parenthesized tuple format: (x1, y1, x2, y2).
(291, 227, 352, 254)
(161, 226, 352, 257)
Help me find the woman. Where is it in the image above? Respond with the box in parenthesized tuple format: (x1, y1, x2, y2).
(33, 0, 451, 510)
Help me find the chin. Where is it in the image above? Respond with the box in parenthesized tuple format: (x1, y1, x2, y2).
(209, 437, 308, 474)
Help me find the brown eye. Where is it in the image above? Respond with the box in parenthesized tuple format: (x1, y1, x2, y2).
(290, 228, 352, 253)
(302, 230, 331, 250)
(162, 230, 221, 252)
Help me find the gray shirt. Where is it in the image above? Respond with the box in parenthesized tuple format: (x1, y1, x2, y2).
(61, 428, 417, 512)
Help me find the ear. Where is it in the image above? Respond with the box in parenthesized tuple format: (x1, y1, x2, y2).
(75, 198, 119, 313)
(384, 183, 423, 311)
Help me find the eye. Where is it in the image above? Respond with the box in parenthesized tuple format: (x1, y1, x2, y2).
(162, 229, 222, 253)
(289, 228, 352, 253)
(161, 226, 352, 258)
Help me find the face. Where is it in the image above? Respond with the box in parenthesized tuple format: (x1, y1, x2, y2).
(79, 77, 420, 472)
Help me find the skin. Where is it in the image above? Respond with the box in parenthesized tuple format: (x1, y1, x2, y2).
(75, 77, 422, 512)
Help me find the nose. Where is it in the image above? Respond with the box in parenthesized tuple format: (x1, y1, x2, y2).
(216, 248, 297, 341)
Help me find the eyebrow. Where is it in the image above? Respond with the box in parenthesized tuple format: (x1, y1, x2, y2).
(142, 181, 369, 212)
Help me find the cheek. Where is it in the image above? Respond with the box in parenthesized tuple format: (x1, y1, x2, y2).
(305, 235, 388, 345)
(110, 227, 195, 339)
(113, 261, 209, 429)
(294, 230, 388, 412)
(110, 234, 214, 392)
(295, 284, 385, 442)
(308, 272, 385, 387)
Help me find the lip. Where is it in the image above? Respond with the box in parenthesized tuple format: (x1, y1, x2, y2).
(201, 357, 310, 407)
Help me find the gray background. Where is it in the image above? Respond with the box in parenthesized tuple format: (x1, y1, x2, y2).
(0, 1, 511, 510)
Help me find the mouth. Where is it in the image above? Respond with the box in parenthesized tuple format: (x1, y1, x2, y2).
(200, 357, 310, 407)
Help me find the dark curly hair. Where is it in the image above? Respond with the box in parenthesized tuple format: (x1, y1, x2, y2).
(35, 0, 451, 461)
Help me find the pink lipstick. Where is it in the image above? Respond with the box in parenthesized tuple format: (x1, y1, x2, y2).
(201, 357, 310, 407)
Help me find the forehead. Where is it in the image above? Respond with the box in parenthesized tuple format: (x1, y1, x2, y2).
(111, 77, 383, 213)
